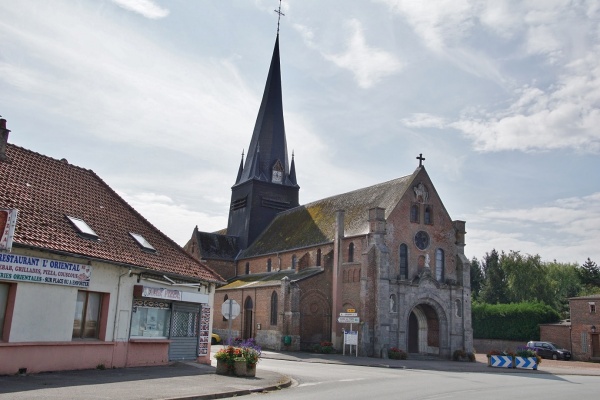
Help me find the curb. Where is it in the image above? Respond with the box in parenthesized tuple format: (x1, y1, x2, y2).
(163, 375, 293, 400)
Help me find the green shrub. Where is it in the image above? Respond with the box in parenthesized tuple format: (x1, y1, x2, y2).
(472, 301, 560, 341)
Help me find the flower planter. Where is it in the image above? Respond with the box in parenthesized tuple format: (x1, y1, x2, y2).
(216, 359, 230, 375)
(234, 359, 247, 377)
(488, 355, 513, 368)
(246, 363, 256, 377)
(514, 356, 538, 370)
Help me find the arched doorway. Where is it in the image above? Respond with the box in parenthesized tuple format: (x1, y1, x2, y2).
(243, 296, 253, 339)
(407, 304, 440, 355)
(299, 291, 331, 350)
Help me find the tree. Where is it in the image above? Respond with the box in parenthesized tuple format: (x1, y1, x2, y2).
(545, 261, 582, 317)
(479, 249, 508, 304)
(501, 251, 552, 305)
(470, 257, 484, 300)
(578, 258, 600, 287)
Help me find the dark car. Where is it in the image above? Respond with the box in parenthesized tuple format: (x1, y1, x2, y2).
(526, 341, 571, 360)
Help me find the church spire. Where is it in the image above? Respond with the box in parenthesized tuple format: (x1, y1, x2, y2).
(236, 34, 292, 187)
(235, 150, 244, 184)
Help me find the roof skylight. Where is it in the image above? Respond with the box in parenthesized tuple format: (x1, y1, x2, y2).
(129, 232, 156, 252)
(66, 215, 99, 240)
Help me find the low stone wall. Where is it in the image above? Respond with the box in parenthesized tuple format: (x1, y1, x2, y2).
(473, 338, 525, 354)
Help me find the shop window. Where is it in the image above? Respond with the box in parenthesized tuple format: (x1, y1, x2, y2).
(424, 206, 433, 225)
(0, 283, 9, 340)
(410, 204, 419, 223)
(436, 248, 445, 282)
(348, 243, 355, 262)
(267, 258, 272, 272)
(270, 291, 278, 325)
(399, 244, 408, 280)
(72, 291, 102, 339)
(130, 300, 171, 338)
(316, 249, 322, 267)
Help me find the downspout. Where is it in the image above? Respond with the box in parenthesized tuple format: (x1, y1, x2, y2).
(112, 267, 131, 366)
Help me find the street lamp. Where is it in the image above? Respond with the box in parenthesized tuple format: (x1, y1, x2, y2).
(592, 325, 597, 333)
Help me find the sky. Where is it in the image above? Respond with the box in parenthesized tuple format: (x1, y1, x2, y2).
(1, 0, 599, 266)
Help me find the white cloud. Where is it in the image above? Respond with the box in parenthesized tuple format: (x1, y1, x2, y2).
(465, 192, 600, 264)
(321, 19, 404, 89)
(451, 49, 600, 153)
(110, 0, 169, 19)
(402, 113, 447, 129)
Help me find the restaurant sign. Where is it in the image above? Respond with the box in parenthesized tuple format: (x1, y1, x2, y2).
(0, 253, 92, 288)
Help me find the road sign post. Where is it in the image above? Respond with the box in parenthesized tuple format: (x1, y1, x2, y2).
(339, 312, 359, 357)
(221, 300, 240, 345)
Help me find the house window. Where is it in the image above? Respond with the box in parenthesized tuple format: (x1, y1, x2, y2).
(390, 294, 397, 313)
(590, 303, 596, 313)
(292, 255, 297, 270)
(410, 204, 419, 223)
(316, 249, 322, 267)
(267, 258, 272, 272)
(270, 291, 278, 325)
(66, 215, 99, 240)
(436, 248, 445, 282)
(245, 262, 250, 275)
(399, 244, 408, 280)
(73, 291, 102, 339)
(581, 332, 588, 353)
(424, 206, 433, 225)
(348, 243, 355, 263)
(0, 283, 9, 340)
(130, 300, 171, 338)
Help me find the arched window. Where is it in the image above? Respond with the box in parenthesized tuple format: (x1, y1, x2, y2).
(410, 204, 419, 223)
(316, 249, 322, 267)
(267, 258, 272, 272)
(348, 242, 354, 262)
(425, 206, 433, 225)
(399, 244, 408, 280)
(245, 262, 250, 275)
(390, 294, 397, 313)
(291, 254, 297, 270)
(270, 291, 278, 325)
(436, 248, 445, 282)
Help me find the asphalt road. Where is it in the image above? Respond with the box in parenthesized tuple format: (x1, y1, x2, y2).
(258, 357, 600, 400)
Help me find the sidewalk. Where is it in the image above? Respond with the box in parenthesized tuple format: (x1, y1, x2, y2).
(1, 348, 599, 400)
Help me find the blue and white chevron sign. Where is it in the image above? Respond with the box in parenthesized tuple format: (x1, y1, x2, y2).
(515, 357, 538, 370)
(489, 355, 513, 368)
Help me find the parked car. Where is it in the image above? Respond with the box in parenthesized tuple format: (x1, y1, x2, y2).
(526, 341, 571, 360)
(211, 333, 221, 345)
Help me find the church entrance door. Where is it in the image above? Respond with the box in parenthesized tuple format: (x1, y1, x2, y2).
(300, 293, 331, 351)
(243, 296, 253, 339)
(407, 304, 440, 355)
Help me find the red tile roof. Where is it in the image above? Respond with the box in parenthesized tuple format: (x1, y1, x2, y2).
(1, 144, 224, 284)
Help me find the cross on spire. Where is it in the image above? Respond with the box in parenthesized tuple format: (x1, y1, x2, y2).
(274, 0, 285, 34)
(416, 153, 426, 167)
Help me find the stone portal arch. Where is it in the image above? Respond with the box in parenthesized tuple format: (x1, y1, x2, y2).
(299, 290, 331, 351)
(407, 302, 445, 355)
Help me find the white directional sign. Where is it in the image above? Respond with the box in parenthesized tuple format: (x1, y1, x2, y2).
(339, 312, 358, 317)
(338, 316, 360, 323)
(221, 299, 240, 320)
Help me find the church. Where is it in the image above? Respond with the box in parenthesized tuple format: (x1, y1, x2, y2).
(184, 33, 473, 359)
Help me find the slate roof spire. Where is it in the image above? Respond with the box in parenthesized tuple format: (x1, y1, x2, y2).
(236, 34, 295, 187)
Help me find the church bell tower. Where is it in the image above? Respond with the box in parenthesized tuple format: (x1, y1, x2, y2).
(227, 34, 299, 250)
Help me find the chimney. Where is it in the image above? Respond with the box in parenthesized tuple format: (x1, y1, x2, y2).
(0, 118, 10, 162)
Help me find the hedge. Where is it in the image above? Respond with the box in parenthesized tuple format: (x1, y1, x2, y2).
(472, 302, 560, 341)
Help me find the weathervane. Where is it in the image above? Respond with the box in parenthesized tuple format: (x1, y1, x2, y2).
(274, 0, 285, 34)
